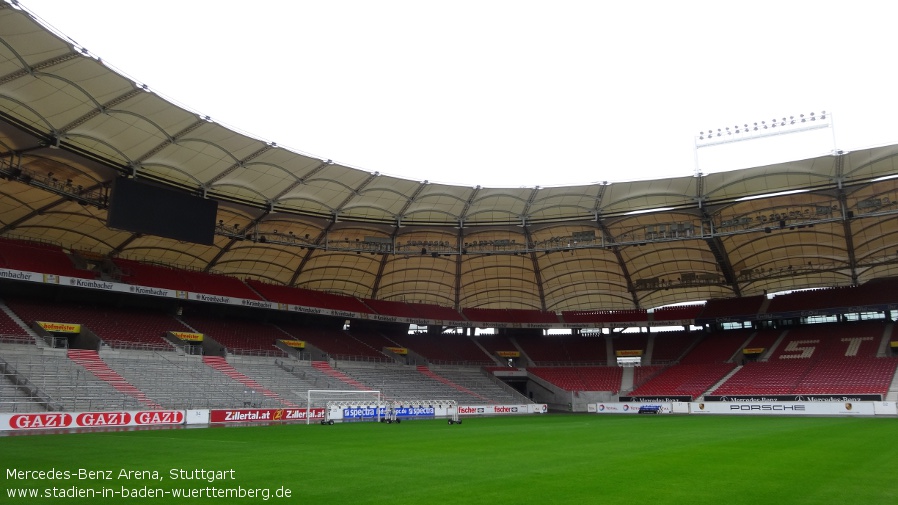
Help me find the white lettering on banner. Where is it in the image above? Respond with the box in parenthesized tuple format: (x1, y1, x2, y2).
(0, 269, 36, 281)
(194, 294, 230, 304)
(798, 396, 863, 402)
(76, 412, 131, 426)
(68, 278, 115, 290)
(129, 286, 170, 296)
(225, 410, 270, 421)
(135, 411, 184, 425)
(241, 299, 273, 309)
(209, 408, 324, 424)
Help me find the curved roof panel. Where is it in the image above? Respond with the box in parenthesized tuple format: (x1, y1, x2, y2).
(2, 4, 898, 313)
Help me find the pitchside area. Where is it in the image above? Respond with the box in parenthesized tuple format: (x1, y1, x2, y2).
(3, 415, 896, 505)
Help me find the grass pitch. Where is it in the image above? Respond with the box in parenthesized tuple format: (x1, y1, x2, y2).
(2, 414, 897, 504)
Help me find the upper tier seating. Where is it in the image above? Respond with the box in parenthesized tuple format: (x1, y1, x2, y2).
(0, 238, 92, 279)
(651, 305, 704, 322)
(113, 259, 193, 291)
(561, 309, 647, 324)
(114, 259, 263, 299)
(462, 307, 559, 324)
(361, 299, 419, 319)
(697, 295, 765, 320)
(245, 279, 373, 313)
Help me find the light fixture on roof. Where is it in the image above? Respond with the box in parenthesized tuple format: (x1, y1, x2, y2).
(695, 111, 832, 148)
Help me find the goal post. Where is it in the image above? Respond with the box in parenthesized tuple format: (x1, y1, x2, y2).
(306, 390, 382, 425)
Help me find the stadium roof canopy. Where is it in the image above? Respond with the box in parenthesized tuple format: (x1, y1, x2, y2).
(2, 4, 898, 313)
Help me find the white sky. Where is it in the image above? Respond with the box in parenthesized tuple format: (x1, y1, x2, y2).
(17, 0, 898, 188)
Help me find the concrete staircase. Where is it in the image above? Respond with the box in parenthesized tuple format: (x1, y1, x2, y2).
(203, 356, 298, 407)
(67, 349, 160, 408)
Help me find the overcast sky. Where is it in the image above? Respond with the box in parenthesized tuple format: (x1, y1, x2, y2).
(17, 0, 898, 188)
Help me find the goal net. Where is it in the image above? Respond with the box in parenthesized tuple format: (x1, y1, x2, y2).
(321, 398, 461, 425)
(306, 390, 382, 425)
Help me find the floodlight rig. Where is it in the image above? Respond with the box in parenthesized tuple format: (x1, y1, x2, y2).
(693, 110, 837, 177)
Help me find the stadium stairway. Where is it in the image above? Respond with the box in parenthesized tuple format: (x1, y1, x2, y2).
(66, 349, 161, 409)
(883, 362, 898, 402)
(311, 361, 371, 390)
(877, 323, 895, 357)
(0, 299, 45, 347)
(704, 365, 742, 398)
(416, 366, 490, 402)
(202, 356, 299, 407)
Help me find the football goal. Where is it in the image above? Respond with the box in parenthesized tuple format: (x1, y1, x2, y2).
(306, 390, 382, 425)
(320, 398, 461, 425)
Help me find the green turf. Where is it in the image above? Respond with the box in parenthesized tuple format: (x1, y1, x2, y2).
(2, 415, 896, 504)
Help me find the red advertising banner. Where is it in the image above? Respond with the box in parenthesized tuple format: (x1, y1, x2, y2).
(3, 410, 185, 431)
(133, 411, 185, 425)
(7, 413, 74, 430)
(209, 408, 324, 424)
